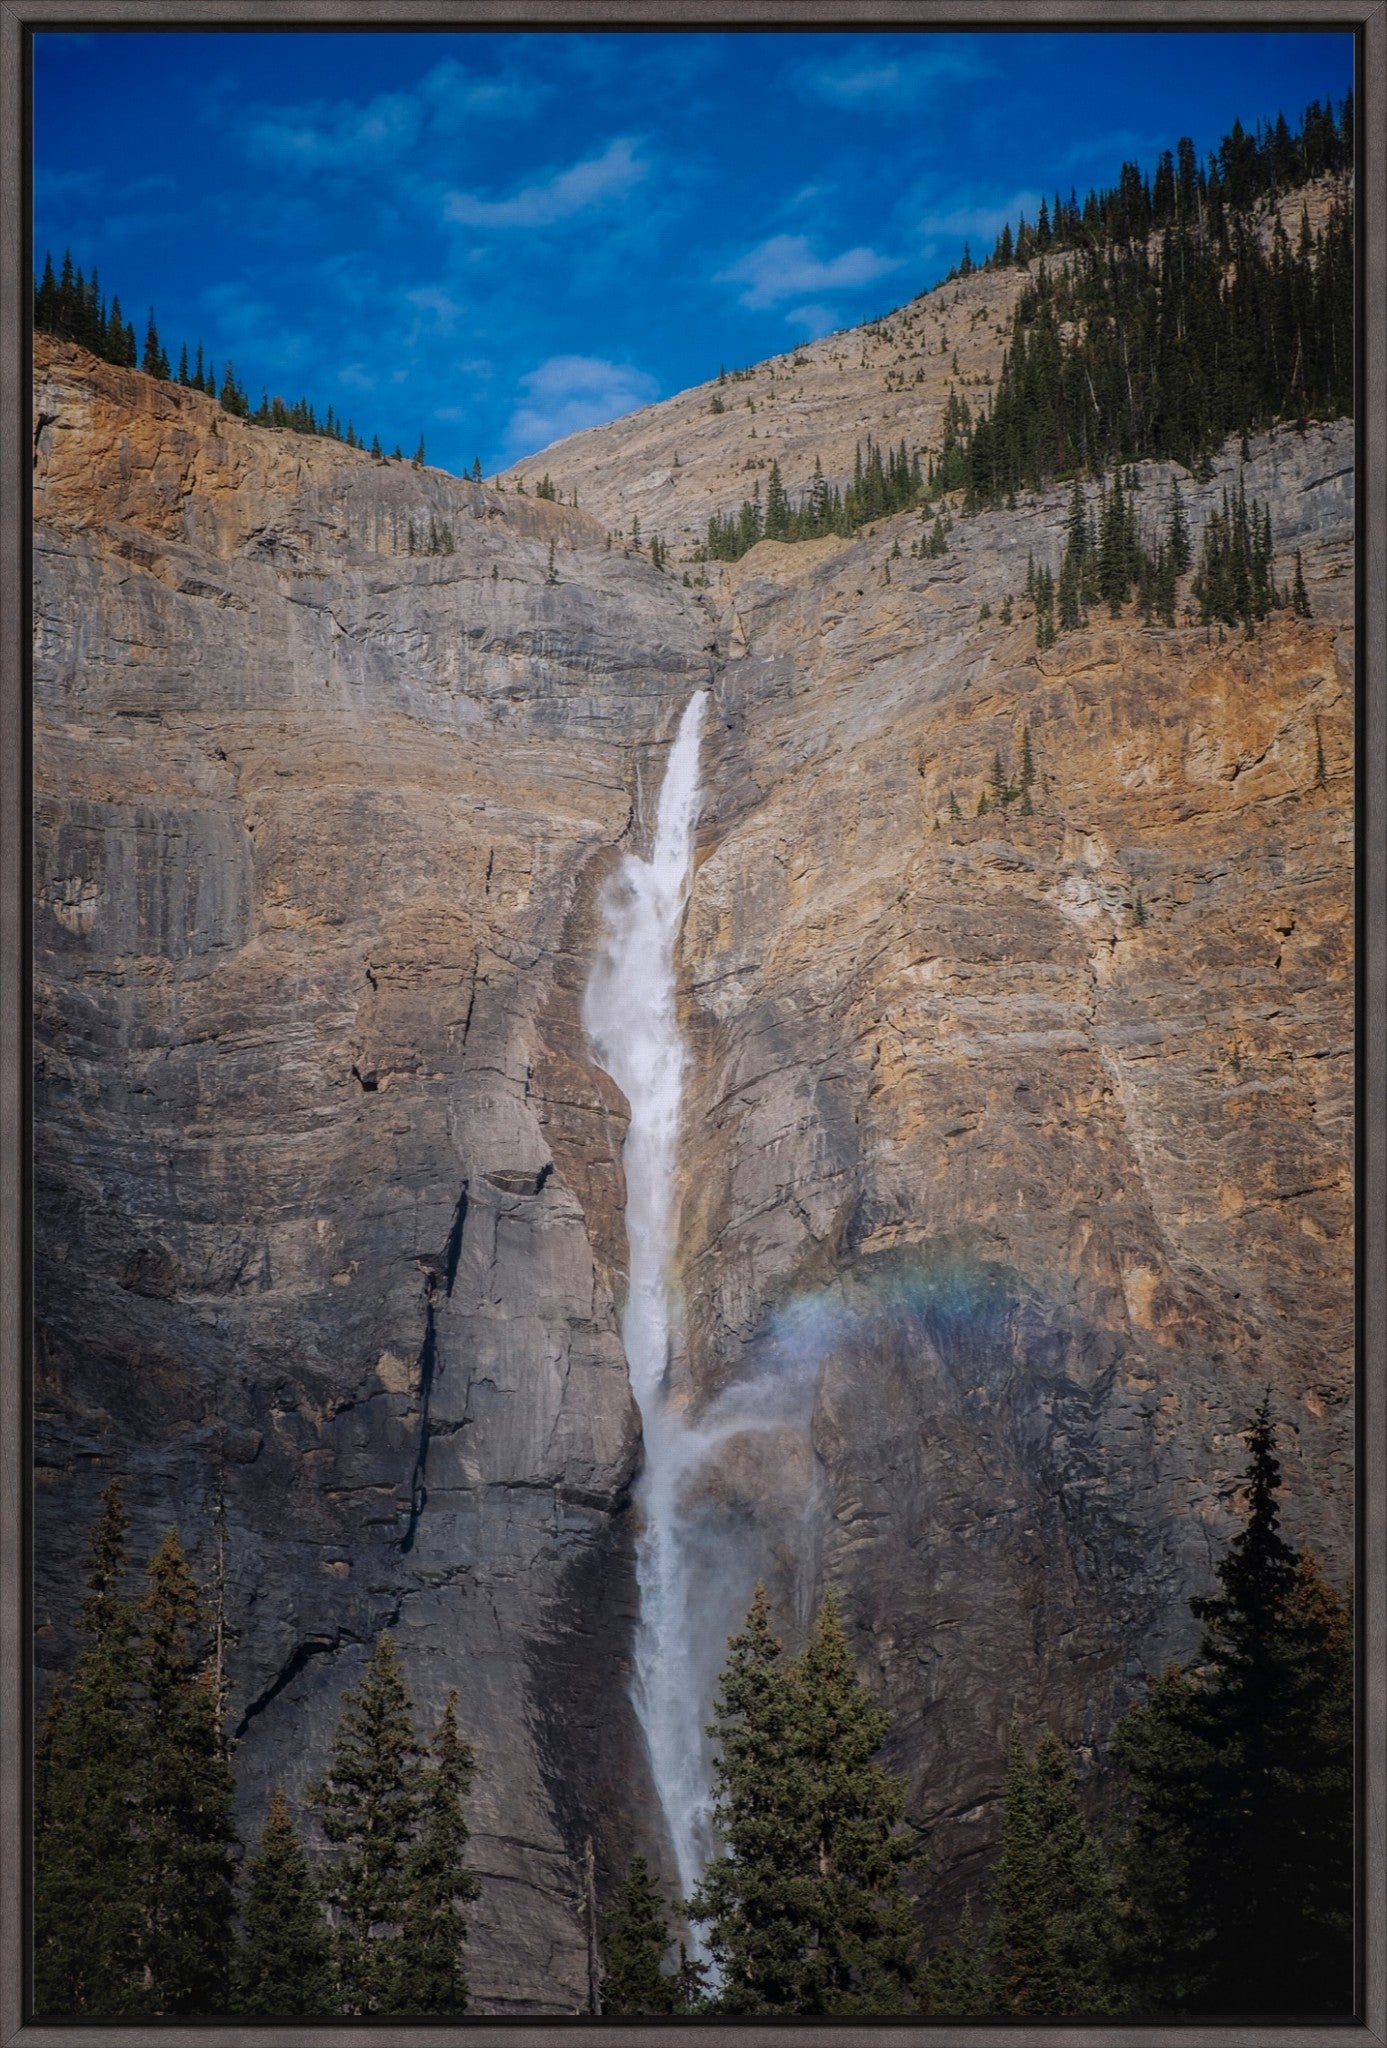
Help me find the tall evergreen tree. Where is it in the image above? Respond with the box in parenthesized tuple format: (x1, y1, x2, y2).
(232, 1787, 335, 2016)
(133, 1530, 238, 2012)
(601, 1855, 681, 2015)
(689, 1586, 801, 2013)
(985, 1721, 1123, 2016)
(35, 1494, 237, 2016)
(1111, 1400, 1354, 2016)
(34, 1482, 145, 2014)
(691, 1587, 919, 2015)
(921, 1896, 994, 2016)
(389, 1691, 479, 2014)
(312, 1632, 422, 2016)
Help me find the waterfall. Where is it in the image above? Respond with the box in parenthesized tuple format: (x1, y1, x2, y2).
(583, 691, 712, 1902)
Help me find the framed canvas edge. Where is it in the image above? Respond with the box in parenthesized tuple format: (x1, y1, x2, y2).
(0, 1, 1382, 2044)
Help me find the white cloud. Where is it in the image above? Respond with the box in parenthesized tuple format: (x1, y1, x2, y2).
(405, 286, 463, 334)
(442, 137, 646, 229)
(505, 354, 659, 459)
(717, 233, 900, 311)
(917, 191, 1042, 242)
(418, 58, 548, 126)
(793, 43, 988, 112)
(245, 90, 423, 171)
(239, 60, 537, 178)
(783, 303, 841, 339)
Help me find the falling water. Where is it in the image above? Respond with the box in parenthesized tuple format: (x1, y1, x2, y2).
(583, 691, 712, 1901)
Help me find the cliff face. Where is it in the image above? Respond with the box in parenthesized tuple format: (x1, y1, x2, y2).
(673, 434, 1354, 1894)
(32, 337, 711, 2010)
(32, 332, 1354, 2003)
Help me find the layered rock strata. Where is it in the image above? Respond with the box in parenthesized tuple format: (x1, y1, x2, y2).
(33, 329, 1354, 1996)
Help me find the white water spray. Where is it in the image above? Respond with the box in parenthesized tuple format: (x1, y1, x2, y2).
(583, 691, 713, 1901)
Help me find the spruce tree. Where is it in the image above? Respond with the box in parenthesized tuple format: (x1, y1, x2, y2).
(34, 1482, 145, 2014)
(691, 1587, 919, 2015)
(689, 1586, 801, 2013)
(1111, 1400, 1353, 2016)
(232, 1787, 335, 2015)
(986, 1721, 1122, 2016)
(312, 1632, 422, 2016)
(1292, 550, 1312, 617)
(921, 1896, 993, 2015)
(1018, 724, 1035, 813)
(764, 460, 790, 541)
(133, 1530, 238, 2012)
(602, 1854, 679, 2015)
(790, 1592, 920, 2012)
(389, 1691, 479, 2014)
(142, 308, 163, 377)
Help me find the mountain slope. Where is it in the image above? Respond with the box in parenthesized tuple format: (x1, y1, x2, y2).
(505, 174, 1349, 556)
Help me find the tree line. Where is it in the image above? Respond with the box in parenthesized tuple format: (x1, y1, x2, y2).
(33, 1401, 1354, 2020)
(1018, 464, 1313, 653)
(969, 95, 1352, 277)
(600, 1403, 1353, 2020)
(947, 192, 1352, 510)
(33, 249, 435, 468)
(34, 1487, 476, 2018)
(700, 96, 1352, 567)
(703, 439, 922, 560)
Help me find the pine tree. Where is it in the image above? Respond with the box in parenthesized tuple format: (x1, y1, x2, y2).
(790, 1593, 920, 2012)
(389, 1692, 478, 2014)
(986, 1721, 1122, 2016)
(1292, 550, 1312, 617)
(1111, 1400, 1353, 2016)
(921, 1896, 994, 2015)
(142, 308, 164, 377)
(764, 460, 790, 540)
(133, 1530, 238, 2012)
(34, 1482, 145, 2014)
(688, 1587, 801, 2012)
(691, 1587, 919, 2015)
(232, 1787, 335, 2015)
(601, 1855, 680, 2015)
(413, 436, 426, 468)
(312, 1633, 422, 2016)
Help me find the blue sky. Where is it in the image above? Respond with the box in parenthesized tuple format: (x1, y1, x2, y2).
(34, 29, 1354, 475)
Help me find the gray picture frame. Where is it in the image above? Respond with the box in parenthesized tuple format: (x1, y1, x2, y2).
(1, 3, 1382, 2042)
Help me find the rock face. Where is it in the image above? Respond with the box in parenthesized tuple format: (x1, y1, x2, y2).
(32, 338, 710, 2011)
(33, 327, 1354, 2004)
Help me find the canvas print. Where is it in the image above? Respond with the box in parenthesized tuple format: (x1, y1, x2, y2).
(29, 23, 1359, 2024)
